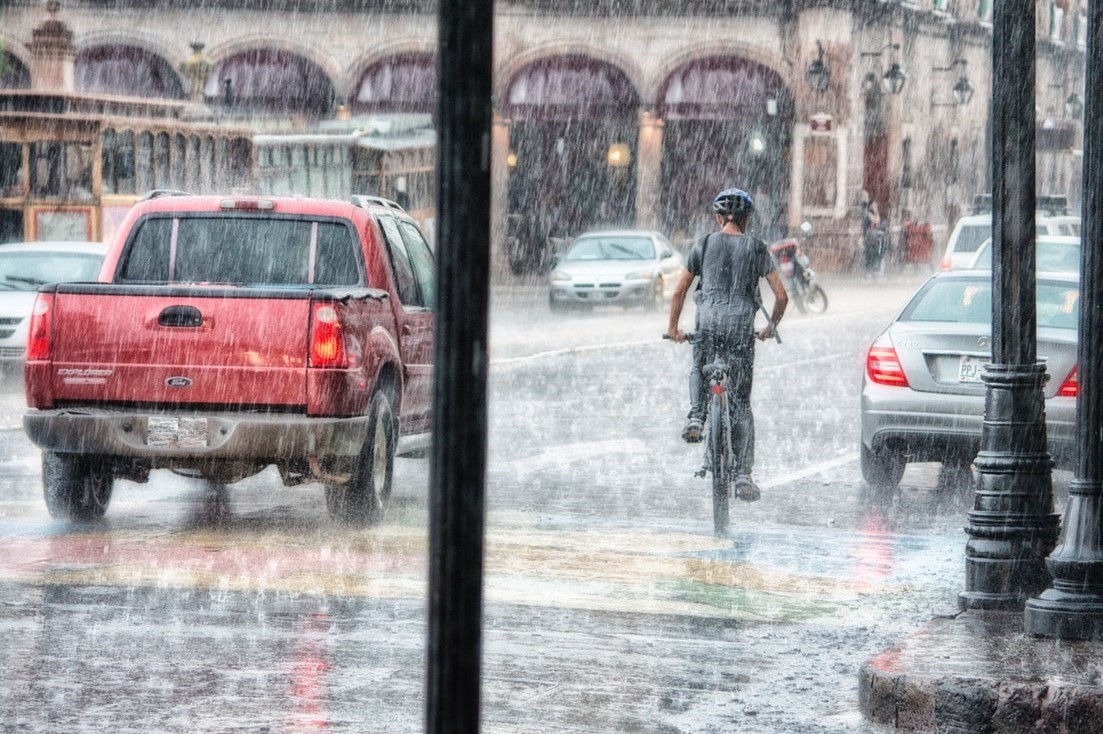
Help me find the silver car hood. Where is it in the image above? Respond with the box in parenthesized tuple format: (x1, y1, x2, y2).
(555, 260, 654, 279)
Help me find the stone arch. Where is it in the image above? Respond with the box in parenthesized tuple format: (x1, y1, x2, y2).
(350, 51, 436, 114)
(205, 36, 342, 83)
(74, 43, 185, 99)
(203, 45, 337, 117)
(501, 52, 642, 274)
(495, 43, 644, 109)
(649, 44, 792, 103)
(343, 39, 435, 102)
(654, 52, 795, 241)
(0, 42, 32, 89)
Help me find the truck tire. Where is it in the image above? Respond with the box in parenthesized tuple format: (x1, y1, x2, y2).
(42, 452, 114, 521)
(326, 391, 396, 525)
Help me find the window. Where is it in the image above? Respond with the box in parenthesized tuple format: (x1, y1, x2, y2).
(119, 216, 360, 286)
(0, 143, 23, 197)
(397, 219, 436, 309)
(30, 142, 93, 201)
(378, 216, 422, 307)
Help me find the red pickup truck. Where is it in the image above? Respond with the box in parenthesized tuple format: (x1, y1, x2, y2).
(23, 193, 434, 524)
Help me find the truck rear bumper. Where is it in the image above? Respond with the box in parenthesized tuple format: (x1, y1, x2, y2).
(23, 407, 371, 461)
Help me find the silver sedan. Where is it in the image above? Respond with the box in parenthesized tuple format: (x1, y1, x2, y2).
(860, 270, 1079, 489)
(547, 230, 683, 312)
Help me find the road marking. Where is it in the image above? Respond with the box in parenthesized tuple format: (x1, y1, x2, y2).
(760, 452, 858, 490)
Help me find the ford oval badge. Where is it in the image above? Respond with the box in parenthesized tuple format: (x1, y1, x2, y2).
(165, 376, 192, 388)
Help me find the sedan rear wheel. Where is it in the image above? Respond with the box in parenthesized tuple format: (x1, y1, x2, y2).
(860, 443, 905, 490)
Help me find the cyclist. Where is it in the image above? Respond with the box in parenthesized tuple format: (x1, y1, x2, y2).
(666, 188, 788, 502)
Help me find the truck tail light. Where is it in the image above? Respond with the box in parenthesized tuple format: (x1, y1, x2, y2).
(309, 303, 347, 368)
(866, 338, 909, 387)
(26, 293, 53, 361)
(1057, 366, 1078, 398)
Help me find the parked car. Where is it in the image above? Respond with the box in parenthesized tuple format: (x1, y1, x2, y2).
(967, 235, 1080, 273)
(0, 241, 108, 363)
(935, 201, 1080, 268)
(860, 270, 1079, 489)
(547, 229, 683, 312)
(23, 194, 433, 524)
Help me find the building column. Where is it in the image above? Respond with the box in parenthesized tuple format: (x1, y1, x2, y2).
(28, 1, 75, 92)
(490, 112, 511, 280)
(634, 109, 664, 230)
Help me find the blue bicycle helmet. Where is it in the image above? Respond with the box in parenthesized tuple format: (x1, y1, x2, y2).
(712, 188, 754, 217)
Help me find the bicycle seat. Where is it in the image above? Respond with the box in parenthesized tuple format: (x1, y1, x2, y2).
(702, 361, 729, 379)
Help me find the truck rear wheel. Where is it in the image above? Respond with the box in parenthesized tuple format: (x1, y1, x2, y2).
(42, 451, 114, 521)
(326, 391, 396, 525)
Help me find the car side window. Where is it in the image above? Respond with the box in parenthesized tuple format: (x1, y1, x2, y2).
(313, 221, 361, 286)
(378, 216, 423, 308)
(397, 220, 435, 311)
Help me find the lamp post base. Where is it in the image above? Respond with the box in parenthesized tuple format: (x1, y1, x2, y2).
(1025, 590, 1103, 639)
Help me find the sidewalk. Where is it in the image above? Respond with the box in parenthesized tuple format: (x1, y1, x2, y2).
(859, 609, 1103, 732)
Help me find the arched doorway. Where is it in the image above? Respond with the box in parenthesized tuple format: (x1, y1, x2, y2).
(503, 55, 639, 274)
(658, 57, 793, 243)
(0, 51, 31, 89)
(75, 45, 184, 98)
(205, 49, 334, 118)
(353, 53, 436, 115)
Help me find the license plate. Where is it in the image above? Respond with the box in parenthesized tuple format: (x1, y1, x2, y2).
(147, 416, 208, 448)
(958, 356, 984, 383)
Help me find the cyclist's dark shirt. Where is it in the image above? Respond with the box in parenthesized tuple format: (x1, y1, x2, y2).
(686, 232, 774, 332)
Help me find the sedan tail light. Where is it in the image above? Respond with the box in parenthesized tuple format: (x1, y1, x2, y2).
(866, 338, 909, 387)
(26, 293, 53, 361)
(1057, 366, 1078, 397)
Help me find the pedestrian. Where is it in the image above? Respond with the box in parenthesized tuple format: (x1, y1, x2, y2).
(666, 188, 788, 502)
(861, 191, 884, 277)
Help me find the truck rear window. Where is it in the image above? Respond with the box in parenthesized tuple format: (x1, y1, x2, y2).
(118, 216, 362, 286)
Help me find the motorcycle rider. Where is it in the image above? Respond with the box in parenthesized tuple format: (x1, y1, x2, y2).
(666, 188, 788, 502)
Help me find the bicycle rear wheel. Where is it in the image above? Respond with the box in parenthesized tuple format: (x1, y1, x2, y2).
(708, 401, 731, 535)
(803, 284, 828, 313)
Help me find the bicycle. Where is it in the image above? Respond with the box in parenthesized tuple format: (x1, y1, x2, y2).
(666, 317, 779, 535)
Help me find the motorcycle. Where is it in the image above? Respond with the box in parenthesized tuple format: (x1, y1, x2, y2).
(768, 221, 828, 314)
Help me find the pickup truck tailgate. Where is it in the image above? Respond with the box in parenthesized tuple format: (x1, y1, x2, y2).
(49, 286, 310, 407)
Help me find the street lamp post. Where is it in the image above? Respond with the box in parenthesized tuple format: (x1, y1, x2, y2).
(959, 0, 1060, 611)
(1025, 0, 1103, 640)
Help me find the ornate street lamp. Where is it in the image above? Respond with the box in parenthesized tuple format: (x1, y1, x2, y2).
(806, 41, 829, 93)
(861, 43, 907, 96)
(1066, 92, 1083, 118)
(952, 75, 975, 105)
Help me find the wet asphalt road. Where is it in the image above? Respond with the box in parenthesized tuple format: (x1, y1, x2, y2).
(0, 272, 1071, 732)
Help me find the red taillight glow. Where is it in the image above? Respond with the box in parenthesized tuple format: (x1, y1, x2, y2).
(866, 343, 909, 387)
(1057, 366, 1078, 398)
(309, 303, 347, 368)
(219, 199, 275, 211)
(26, 294, 53, 361)
(939, 258, 952, 270)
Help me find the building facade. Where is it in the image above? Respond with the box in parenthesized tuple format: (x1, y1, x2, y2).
(0, 0, 1087, 273)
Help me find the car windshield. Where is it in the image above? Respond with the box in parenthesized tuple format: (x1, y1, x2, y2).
(952, 224, 991, 254)
(0, 251, 103, 291)
(564, 236, 654, 261)
(972, 241, 1080, 272)
(901, 278, 1079, 330)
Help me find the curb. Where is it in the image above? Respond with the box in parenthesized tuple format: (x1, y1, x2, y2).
(859, 610, 1103, 732)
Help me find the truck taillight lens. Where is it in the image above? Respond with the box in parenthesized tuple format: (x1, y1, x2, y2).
(26, 294, 53, 361)
(866, 339, 909, 387)
(310, 303, 347, 368)
(1057, 366, 1078, 398)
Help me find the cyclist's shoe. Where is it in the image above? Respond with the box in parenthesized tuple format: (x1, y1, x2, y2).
(734, 475, 761, 502)
(682, 417, 704, 443)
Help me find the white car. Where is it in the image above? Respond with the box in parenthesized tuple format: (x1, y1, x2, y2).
(547, 229, 684, 312)
(967, 235, 1080, 273)
(0, 241, 108, 362)
(939, 212, 1081, 270)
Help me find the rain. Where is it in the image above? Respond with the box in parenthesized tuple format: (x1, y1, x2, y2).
(0, 1, 1099, 733)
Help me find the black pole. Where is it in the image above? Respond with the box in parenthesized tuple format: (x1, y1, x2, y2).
(960, 0, 1060, 610)
(1025, 0, 1103, 639)
(426, 0, 493, 731)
